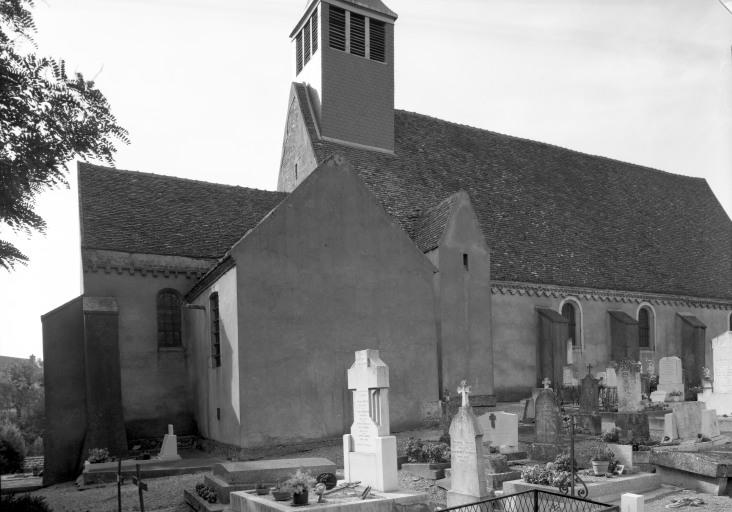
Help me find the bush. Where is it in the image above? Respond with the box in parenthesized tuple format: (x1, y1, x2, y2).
(0, 494, 52, 512)
(600, 428, 620, 444)
(552, 453, 577, 472)
(28, 437, 43, 457)
(404, 437, 450, 463)
(0, 422, 27, 474)
(87, 447, 110, 463)
(521, 464, 553, 485)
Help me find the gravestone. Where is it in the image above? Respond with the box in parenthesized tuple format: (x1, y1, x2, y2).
(343, 349, 398, 492)
(605, 367, 618, 388)
(667, 402, 706, 441)
(447, 381, 490, 507)
(701, 410, 721, 439)
(530, 389, 561, 461)
(477, 411, 518, 452)
(579, 373, 599, 414)
(650, 390, 668, 403)
(563, 366, 575, 386)
(663, 413, 678, 441)
(618, 365, 643, 413)
(158, 424, 180, 460)
(658, 357, 684, 395)
(699, 332, 732, 414)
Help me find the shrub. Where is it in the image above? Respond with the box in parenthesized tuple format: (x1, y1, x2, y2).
(0, 494, 52, 512)
(195, 482, 218, 503)
(0, 422, 26, 474)
(521, 464, 553, 485)
(87, 447, 110, 463)
(552, 453, 577, 472)
(28, 437, 43, 457)
(404, 437, 450, 463)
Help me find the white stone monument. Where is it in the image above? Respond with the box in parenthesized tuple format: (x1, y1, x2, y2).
(657, 356, 684, 395)
(447, 381, 491, 507)
(605, 367, 618, 388)
(699, 332, 732, 414)
(477, 411, 518, 453)
(617, 366, 643, 413)
(158, 424, 181, 460)
(343, 349, 398, 492)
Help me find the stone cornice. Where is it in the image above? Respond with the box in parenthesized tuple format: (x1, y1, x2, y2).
(491, 281, 732, 310)
(82, 249, 215, 280)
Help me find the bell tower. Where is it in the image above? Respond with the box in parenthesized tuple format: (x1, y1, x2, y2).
(289, 0, 397, 152)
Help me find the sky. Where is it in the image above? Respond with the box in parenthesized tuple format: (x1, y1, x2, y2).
(0, 0, 731, 359)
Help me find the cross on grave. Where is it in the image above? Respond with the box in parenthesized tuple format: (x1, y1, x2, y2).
(542, 378, 551, 389)
(488, 413, 496, 428)
(133, 464, 148, 512)
(586, 363, 593, 375)
(458, 379, 471, 407)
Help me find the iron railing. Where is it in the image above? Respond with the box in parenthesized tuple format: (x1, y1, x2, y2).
(440, 490, 618, 512)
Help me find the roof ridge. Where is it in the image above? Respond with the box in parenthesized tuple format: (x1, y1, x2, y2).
(77, 162, 286, 196)
(394, 110, 706, 182)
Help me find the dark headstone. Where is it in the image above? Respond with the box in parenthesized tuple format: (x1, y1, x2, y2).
(579, 374, 599, 414)
(535, 389, 560, 444)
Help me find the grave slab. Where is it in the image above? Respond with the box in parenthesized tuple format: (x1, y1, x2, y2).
(230, 485, 428, 512)
(650, 449, 732, 495)
(212, 458, 337, 485)
(476, 411, 518, 451)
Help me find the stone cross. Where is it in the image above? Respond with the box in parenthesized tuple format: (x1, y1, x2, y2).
(488, 413, 496, 428)
(542, 378, 551, 389)
(458, 380, 471, 407)
(587, 363, 593, 375)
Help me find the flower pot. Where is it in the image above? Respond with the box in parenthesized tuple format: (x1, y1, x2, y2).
(591, 460, 609, 475)
(271, 490, 291, 501)
(292, 490, 309, 506)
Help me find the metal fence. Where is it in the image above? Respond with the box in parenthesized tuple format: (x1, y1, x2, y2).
(556, 385, 617, 412)
(439, 490, 618, 512)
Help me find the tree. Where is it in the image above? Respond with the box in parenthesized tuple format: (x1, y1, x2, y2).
(0, 0, 129, 270)
(3, 355, 44, 446)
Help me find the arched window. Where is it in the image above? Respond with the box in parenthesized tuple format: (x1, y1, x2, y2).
(157, 289, 182, 347)
(561, 302, 578, 347)
(638, 307, 651, 349)
(210, 292, 221, 367)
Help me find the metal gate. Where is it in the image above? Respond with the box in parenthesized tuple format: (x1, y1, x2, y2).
(439, 489, 618, 512)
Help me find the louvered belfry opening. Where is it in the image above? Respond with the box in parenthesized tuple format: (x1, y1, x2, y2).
(294, 5, 320, 75)
(369, 19, 386, 62)
(350, 13, 366, 56)
(328, 4, 388, 63)
(296, 32, 303, 73)
(329, 5, 346, 51)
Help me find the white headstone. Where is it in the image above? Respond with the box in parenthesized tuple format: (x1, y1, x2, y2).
(343, 349, 397, 492)
(563, 366, 574, 386)
(477, 411, 518, 452)
(658, 357, 684, 394)
(605, 368, 618, 388)
(447, 383, 490, 507)
(713, 332, 732, 393)
(663, 413, 678, 441)
(159, 424, 180, 460)
(701, 410, 721, 439)
(621, 493, 645, 512)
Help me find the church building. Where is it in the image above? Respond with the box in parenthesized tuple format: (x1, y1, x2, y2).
(42, 0, 732, 484)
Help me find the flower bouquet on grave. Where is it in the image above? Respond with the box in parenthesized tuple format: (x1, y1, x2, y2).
(284, 469, 316, 506)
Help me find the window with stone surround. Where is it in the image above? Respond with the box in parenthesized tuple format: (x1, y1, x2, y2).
(210, 292, 221, 367)
(157, 289, 182, 347)
(560, 300, 581, 348)
(638, 307, 651, 348)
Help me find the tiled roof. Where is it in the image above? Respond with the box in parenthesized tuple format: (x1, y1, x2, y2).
(298, 100, 731, 300)
(78, 163, 287, 259)
(409, 193, 460, 253)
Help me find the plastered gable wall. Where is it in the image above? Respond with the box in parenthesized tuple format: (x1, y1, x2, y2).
(278, 87, 319, 192)
(82, 261, 197, 437)
(427, 193, 494, 401)
(184, 267, 240, 446)
(491, 289, 732, 400)
(231, 158, 438, 447)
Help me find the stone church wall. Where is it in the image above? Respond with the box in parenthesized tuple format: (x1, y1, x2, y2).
(83, 259, 198, 439)
(491, 286, 732, 401)
(201, 158, 440, 448)
(184, 266, 241, 447)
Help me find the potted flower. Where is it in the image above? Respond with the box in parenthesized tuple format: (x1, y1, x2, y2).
(284, 468, 316, 506)
(589, 440, 613, 475)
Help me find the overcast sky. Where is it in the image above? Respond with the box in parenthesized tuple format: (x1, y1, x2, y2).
(1, 0, 731, 359)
